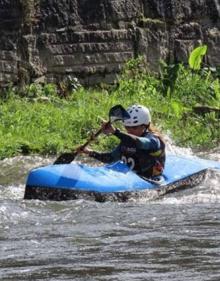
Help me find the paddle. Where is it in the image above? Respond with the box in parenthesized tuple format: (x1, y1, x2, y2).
(53, 105, 130, 164)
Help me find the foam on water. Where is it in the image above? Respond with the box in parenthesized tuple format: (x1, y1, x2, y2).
(159, 169, 220, 204)
(0, 155, 53, 200)
(0, 184, 24, 200)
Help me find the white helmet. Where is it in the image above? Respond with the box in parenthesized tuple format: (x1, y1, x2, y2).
(123, 104, 151, 127)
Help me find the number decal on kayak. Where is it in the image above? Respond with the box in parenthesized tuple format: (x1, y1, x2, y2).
(121, 156, 135, 170)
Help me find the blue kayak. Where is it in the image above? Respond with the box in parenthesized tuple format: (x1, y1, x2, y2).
(24, 154, 220, 201)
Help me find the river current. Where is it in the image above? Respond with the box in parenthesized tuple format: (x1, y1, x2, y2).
(0, 143, 220, 281)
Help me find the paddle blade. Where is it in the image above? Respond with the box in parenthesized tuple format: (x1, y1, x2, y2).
(53, 152, 77, 164)
(109, 105, 130, 122)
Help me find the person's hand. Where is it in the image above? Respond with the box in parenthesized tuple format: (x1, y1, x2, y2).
(101, 121, 116, 135)
(76, 146, 93, 155)
(81, 147, 93, 155)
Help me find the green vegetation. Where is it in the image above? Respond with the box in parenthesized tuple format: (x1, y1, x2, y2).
(0, 47, 219, 159)
(188, 45, 208, 70)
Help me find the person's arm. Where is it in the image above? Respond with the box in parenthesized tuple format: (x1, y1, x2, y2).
(114, 129, 160, 151)
(77, 122, 120, 163)
(88, 146, 121, 163)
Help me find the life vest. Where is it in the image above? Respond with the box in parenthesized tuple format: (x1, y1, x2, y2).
(119, 131, 166, 178)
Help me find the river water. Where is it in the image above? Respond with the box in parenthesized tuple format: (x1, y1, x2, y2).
(0, 144, 220, 281)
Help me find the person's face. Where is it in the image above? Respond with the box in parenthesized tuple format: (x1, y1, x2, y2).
(125, 125, 146, 136)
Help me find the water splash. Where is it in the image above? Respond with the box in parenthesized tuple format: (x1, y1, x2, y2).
(0, 184, 24, 200)
(0, 155, 53, 186)
(159, 169, 220, 204)
(164, 135, 194, 156)
(0, 156, 54, 200)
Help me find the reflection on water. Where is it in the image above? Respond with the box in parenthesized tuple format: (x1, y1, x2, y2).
(0, 146, 220, 281)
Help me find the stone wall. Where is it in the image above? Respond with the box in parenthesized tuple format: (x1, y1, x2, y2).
(0, 0, 219, 86)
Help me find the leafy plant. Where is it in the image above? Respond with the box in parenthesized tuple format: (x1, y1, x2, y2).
(188, 45, 208, 70)
(159, 62, 180, 97)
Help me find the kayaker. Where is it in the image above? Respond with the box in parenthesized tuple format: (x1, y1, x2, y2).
(78, 104, 166, 179)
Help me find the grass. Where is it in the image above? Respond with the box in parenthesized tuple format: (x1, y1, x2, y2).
(0, 58, 219, 159)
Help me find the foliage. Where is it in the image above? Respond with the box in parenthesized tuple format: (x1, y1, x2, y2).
(0, 52, 219, 159)
(188, 45, 208, 70)
(159, 62, 180, 97)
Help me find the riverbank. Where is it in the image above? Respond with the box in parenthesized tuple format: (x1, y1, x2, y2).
(0, 58, 219, 160)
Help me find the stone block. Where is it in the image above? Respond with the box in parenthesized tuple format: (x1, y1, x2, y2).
(0, 0, 219, 86)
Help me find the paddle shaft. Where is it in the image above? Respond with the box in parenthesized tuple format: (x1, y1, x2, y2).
(76, 121, 109, 152)
(53, 121, 110, 164)
(53, 104, 130, 165)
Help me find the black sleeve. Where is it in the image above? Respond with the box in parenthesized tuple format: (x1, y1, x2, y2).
(114, 129, 139, 146)
(89, 151, 115, 163)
